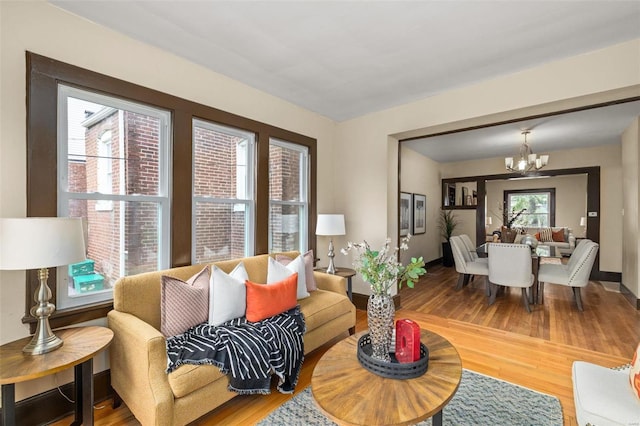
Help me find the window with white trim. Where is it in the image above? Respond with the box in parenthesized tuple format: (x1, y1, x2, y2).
(269, 138, 309, 253)
(57, 85, 171, 309)
(192, 119, 256, 263)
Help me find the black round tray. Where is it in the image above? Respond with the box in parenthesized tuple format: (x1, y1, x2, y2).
(357, 333, 429, 379)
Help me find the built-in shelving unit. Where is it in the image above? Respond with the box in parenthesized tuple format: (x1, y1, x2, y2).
(442, 179, 478, 209)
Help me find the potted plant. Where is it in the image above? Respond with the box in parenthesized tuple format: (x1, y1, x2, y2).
(502, 208, 527, 243)
(439, 209, 459, 267)
(341, 235, 426, 362)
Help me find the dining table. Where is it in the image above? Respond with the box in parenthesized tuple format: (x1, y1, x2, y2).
(476, 243, 561, 304)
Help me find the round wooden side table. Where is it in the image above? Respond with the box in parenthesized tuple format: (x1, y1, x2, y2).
(0, 326, 114, 426)
(311, 329, 462, 426)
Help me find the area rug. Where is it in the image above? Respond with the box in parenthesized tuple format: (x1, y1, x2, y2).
(258, 369, 563, 426)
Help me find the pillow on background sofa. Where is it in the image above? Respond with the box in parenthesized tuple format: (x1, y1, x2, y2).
(276, 249, 317, 292)
(208, 262, 248, 326)
(245, 273, 298, 322)
(268, 256, 310, 299)
(552, 229, 565, 242)
(537, 228, 553, 242)
(161, 266, 210, 337)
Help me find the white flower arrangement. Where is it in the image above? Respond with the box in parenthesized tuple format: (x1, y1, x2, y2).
(341, 235, 426, 295)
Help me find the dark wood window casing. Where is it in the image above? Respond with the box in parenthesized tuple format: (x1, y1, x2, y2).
(503, 188, 556, 226)
(25, 52, 317, 331)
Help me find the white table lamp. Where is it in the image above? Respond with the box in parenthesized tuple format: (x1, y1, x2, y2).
(316, 214, 346, 274)
(0, 217, 86, 355)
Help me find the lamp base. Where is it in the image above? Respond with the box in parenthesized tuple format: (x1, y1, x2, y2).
(23, 267, 64, 355)
(23, 332, 63, 355)
(326, 239, 336, 274)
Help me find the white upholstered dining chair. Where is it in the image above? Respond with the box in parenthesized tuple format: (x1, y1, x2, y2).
(459, 234, 480, 260)
(450, 236, 488, 291)
(487, 243, 535, 313)
(537, 240, 599, 311)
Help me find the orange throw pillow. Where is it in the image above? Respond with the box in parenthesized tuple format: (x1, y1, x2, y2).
(552, 229, 565, 242)
(245, 273, 298, 322)
(630, 342, 640, 401)
(534, 232, 540, 240)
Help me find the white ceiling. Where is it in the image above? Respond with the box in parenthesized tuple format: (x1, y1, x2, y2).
(404, 100, 640, 162)
(50, 0, 640, 161)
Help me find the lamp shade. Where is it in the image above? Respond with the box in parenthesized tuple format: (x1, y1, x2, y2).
(0, 217, 86, 270)
(316, 214, 346, 236)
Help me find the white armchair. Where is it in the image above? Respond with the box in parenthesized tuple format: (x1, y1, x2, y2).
(537, 240, 599, 311)
(572, 361, 640, 425)
(487, 243, 535, 313)
(450, 236, 488, 291)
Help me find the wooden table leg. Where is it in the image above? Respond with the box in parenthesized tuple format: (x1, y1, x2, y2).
(71, 358, 94, 426)
(432, 409, 443, 426)
(532, 258, 541, 304)
(1, 383, 16, 426)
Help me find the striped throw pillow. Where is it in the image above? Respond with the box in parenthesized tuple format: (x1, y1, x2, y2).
(539, 228, 553, 242)
(161, 266, 210, 337)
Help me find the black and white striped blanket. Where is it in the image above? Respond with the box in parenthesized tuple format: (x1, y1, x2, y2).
(166, 307, 305, 395)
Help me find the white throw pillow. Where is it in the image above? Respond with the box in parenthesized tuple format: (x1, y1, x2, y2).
(267, 256, 310, 299)
(208, 262, 249, 326)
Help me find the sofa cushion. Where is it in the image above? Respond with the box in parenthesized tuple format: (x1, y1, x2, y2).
(246, 274, 298, 322)
(208, 263, 248, 326)
(297, 289, 354, 332)
(268, 256, 310, 299)
(167, 363, 226, 399)
(276, 250, 317, 292)
(160, 266, 210, 337)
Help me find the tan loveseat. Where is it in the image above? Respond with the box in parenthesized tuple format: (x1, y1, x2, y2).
(107, 252, 356, 426)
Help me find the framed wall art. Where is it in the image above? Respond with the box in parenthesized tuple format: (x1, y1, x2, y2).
(400, 192, 412, 236)
(413, 194, 426, 234)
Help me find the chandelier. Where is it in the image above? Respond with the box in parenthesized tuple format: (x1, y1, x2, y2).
(504, 130, 549, 173)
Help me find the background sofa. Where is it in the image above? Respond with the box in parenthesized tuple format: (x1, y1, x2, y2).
(518, 226, 576, 255)
(108, 251, 356, 426)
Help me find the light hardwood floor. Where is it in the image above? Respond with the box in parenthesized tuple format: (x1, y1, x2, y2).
(54, 263, 640, 425)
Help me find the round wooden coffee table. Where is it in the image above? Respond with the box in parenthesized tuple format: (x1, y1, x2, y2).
(311, 329, 461, 426)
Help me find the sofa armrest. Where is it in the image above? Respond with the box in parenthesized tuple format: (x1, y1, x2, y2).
(108, 310, 174, 425)
(314, 271, 347, 295)
(568, 233, 576, 249)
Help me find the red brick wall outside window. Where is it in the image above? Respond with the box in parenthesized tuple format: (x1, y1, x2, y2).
(67, 110, 161, 287)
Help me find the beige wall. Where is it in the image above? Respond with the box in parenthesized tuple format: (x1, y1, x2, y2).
(622, 118, 640, 298)
(0, 1, 336, 401)
(486, 174, 588, 236)
(399, 147, 442, 264)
